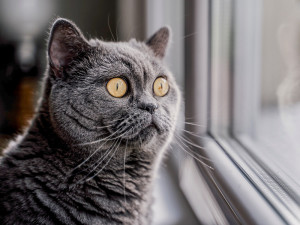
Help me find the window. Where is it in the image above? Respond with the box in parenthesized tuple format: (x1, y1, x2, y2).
(182, 0, 300, 224)
(232, 0, 300, 222)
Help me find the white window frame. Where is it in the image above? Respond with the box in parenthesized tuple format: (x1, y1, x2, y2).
(182, 0, 299, 224)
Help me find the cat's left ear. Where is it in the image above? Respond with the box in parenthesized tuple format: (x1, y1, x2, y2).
(146, 26, 171, 59)
(48, 18, 90, 78)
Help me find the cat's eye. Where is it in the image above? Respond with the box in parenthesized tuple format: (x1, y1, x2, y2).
(106, 78, 128, 98)
(153, 77, 169, 97)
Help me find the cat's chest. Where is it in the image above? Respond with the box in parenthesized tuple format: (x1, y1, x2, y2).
(64, 178, 152, 225)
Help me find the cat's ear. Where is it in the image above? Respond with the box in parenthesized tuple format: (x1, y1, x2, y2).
(146, 27, 171, 59)
(48, 18, 90, 77)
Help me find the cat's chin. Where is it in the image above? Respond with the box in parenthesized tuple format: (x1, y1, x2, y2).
(123, 125, 159, 146)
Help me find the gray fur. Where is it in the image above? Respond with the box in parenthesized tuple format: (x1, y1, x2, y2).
(0, 18, 180, 225)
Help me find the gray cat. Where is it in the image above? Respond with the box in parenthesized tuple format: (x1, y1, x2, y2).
(0, 18, 180, 225)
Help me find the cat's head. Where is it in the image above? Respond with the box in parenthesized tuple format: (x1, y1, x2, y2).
(46, 18, 180, 153)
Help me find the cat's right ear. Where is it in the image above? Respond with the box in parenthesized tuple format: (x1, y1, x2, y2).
(48, 18, 90, 78)
(146, 27, 171, 59)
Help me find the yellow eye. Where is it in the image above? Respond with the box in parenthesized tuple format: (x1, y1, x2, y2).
(106, 78, 128, 98)
(153, 77, 169, 97)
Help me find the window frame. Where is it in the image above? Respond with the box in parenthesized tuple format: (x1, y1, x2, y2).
(182, 0, 298, 224)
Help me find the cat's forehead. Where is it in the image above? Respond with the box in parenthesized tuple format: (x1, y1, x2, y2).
(91, 40, 168, 79)
(102, 41, 159, 64)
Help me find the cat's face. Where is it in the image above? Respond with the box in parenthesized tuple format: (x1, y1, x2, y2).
(47, 19, 180, 152)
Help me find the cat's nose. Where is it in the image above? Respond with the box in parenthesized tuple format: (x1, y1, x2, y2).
(138, 102, 158, 114)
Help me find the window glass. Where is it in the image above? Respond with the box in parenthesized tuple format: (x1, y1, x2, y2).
(235, 0, 300, 207)
(259, 0, 300, 192)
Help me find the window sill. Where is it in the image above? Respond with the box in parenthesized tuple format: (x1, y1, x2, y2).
(178, 134, 288, 225)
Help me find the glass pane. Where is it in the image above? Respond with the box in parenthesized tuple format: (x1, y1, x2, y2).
(235, 0, 300, 213)
(258, 0, 299, 195)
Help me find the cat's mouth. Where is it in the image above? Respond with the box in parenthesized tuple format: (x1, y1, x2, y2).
(124, 123, 159, 144)
(106, 120, 161, 144)
(127, 120, 160, 138)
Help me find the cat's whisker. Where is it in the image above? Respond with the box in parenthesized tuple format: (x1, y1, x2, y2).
(102, 117, 124, 125)
(174, 133, 211, 162)
(164, 120, 208, 140)
(71, 123, 132, 174)
(85, 117, 133, 146)
(77, 119, 130, 146)
(86, 137, 123, 181)
(86, 127, 133, 181)
(180, 129, 210, 140)
(75, 132, 115, 147)
(174, 139, 213, 169)
(115, 17, 120, 42)
(115, 115, 134, 130)
(71, 137, 118, 172)
(138, 134, 143, 148)
(173, 138, 214, 170)
(178, 134, 206, 150)
(175, 135, 210, 162)
(184, 116, 197, 121)
(71, 139, 119, 182)
(123, 139, 128, 205)
(183, 121, 206, 128)
(89, 138, 120, 172)
(71, 137, 116, 175)
(163, 118, 206, 130)
(181, 31, 199, 40)
(184, 115, 208, 122)
(78, 127, 129, 182)
(94, 123, 116, 129)
(75, 138, 120, 184)
(71, 126, 130, 173)
(107, 15, 116, 42)
(91, 118, 126, 131)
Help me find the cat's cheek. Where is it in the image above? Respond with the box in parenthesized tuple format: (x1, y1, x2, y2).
(48, 100, 94, 145)
(88, 88, 130, 113)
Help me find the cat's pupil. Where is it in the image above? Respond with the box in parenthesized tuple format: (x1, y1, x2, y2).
(116, 83, 119, 91)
